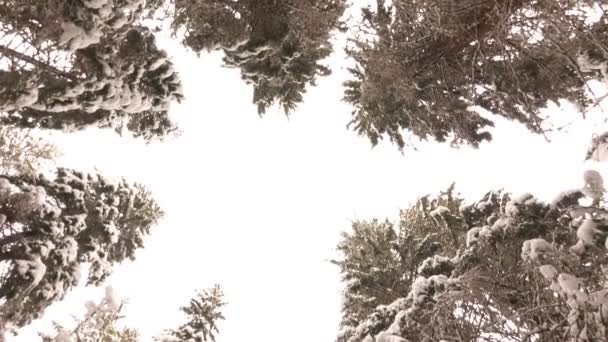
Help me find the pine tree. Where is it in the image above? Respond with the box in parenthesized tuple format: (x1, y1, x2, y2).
(170, 0, 346, 114)
(334, 185, 465, 330)
(337, 176, 608, 341)
(344, 0, 607, 149)
(156, 285, 226, 342)
(40, 286, 138, 342)
(0, 168, 163, 330)
(0, 0, 183, 141)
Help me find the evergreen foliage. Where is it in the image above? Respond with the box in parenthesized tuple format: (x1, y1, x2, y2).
(0, 0, 183, 141)
(0, 168, 163, 329)
(156, 285, 226, 342)
(0, 127, 59, 176)
(345, 0, 608, 149)
(170, 0, 346, 113)
(332, 184, 464, 327)
(335, 179, 608, 342)
(41, 286, 138, 342)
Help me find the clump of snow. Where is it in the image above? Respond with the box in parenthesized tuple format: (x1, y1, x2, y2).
(557, 273, 585, 299)
(584, 170, 604, 188)
(30, 56, 182, 116)
(521, 238, 553, 262)
(417, 255, 453, 276)
(479, 218, 510, 240)
(466, 227, 481, 247)
(342, 272, 459, 342)
(570, 240, 587, 255)
(514, 193, 534, 204)
(58, 0, 145, 51)
(430, 206, 449, 220)
(38, 241, 56, 258)
(53, 329, 74, 342)
(105, 286, 120, 310)
(539, 264, 558, 280)
(458, 203, 471, 215)
(375, 328, 408, 342)
(576, 216, 608, 247)
(505, 193, 537, 217)
(15, 256, 47, 286)
(59, 21, 103, 52)
(581, 170, 605, 202)
(82, 0, 109, 9)
(408, 275, 456, 306)
(103, 222, 119, 243)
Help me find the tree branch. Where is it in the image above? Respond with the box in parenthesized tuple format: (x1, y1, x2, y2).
(0, 45, 77, 82)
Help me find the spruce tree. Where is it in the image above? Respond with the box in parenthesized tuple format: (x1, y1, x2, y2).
(0, 127, 59, 176)
(41, 286, 138, 342)
(337, 175, 608, 341)
(0, 0, 182, 141)
(333, 184, 464, 328)
(345, 0, 608, 149)
(0, 168, 163, 329)
(170, 0, 346, 114)
(156, 285, 226, 342)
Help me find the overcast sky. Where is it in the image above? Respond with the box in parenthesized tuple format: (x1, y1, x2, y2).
(9, 7, 608, 342)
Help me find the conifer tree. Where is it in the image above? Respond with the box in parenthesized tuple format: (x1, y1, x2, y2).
(345, 0, 608, 149)
(337, 174, 608, 341)
(41, 286, 138, 342)
(332, 184, 464, 327)
(170, 0, 346, 113)
(0, 168, 163, 330)
(0, 0, 183, 141)
(156, 285, 226, 342)
(0, 127, 59, 177)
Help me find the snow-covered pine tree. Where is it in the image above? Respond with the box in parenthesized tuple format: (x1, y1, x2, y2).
(0, 168, 163, 330)
(344, 0, 607, 149)
(40, 286, 138, 342)
(0, 0, 182, 141)
(170, 0, 345, 114)
(334, 185, 465, 331)
(337, 180, 608, 342)
(155, 285, 226, 342)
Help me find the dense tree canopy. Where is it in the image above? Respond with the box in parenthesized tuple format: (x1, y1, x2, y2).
(344, 0, 608, 149)
(0, 0, 183, 141)
(4, 0, 608, 341)
(335, 173, 608, 341)
(332, 184, 464, 327)
(170, 0, 346, 113)
(0, 168, 163, 330)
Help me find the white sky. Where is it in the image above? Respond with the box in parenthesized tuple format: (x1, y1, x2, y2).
(8, 9, 608, 342)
